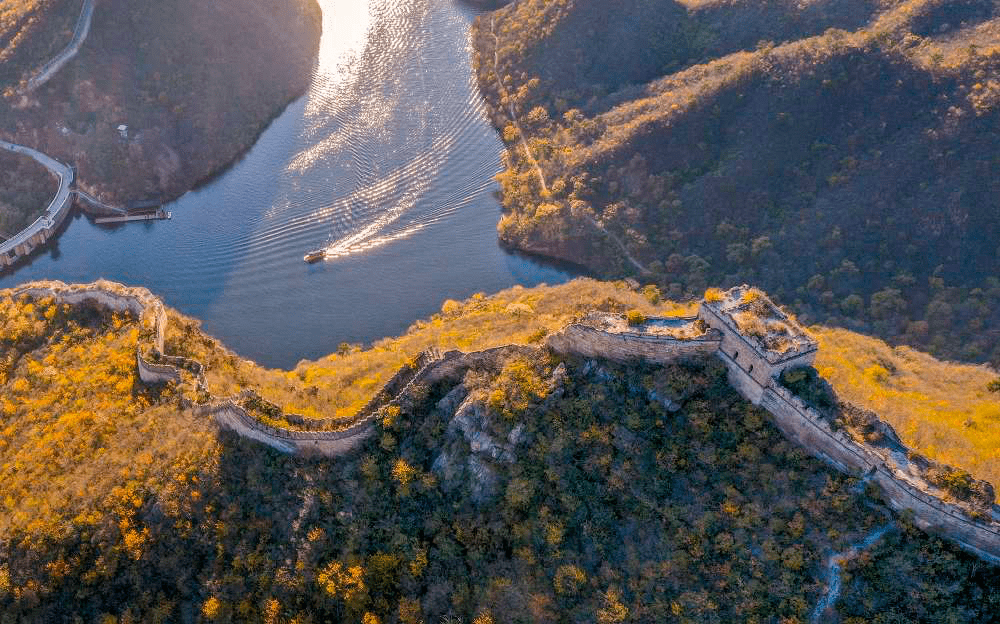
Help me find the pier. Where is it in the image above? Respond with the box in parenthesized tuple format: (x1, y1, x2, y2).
(95, 209, 171, 224)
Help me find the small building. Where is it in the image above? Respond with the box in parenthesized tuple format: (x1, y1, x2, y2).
(698, 285, 817, 403)
(117, 124, 128, 139)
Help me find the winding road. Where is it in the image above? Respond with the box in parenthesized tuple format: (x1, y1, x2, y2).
(1, 0, 99, 265)
(0, 141, 74, 261)
(23, 0, 95, 93)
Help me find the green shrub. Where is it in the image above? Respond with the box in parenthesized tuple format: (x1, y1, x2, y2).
(626, 310, 646, 326)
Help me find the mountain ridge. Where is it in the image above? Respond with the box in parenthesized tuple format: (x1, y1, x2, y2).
(473, 0, 1000, 367)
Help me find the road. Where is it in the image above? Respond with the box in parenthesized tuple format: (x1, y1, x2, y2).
(0, 141, 74, 257)
(24, 0, 95, 92)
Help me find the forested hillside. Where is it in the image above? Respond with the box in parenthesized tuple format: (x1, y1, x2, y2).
(474, 0, 1000, 366)
(2, 281, 1000, 622)
(0, 148, 54, 234)
(0, 0, 321, 204)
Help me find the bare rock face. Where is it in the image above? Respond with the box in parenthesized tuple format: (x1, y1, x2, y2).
(429, 356, 570, 503)
(432, 389, 513, 504)
(450, 397, 517, 464)
(466, 454, 500, 504)
(435, 383, 469, 416)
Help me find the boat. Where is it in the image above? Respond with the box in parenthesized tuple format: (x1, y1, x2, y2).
(303, 249, 325, 263)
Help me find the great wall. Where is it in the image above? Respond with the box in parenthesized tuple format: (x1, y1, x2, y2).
(1, 0, 107, 271)
(3, 279, 1000, 564)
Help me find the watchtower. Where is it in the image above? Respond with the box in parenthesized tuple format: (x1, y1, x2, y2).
(698, 285, 817, 403)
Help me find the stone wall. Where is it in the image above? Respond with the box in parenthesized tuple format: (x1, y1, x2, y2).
(699, 301, 816, 388)
(716, 349, 767, 405)
(136, 353, 182, 384)
(755, 373, 1000, 563)
(546, 322, 721, 364)
(196, 348, 458, 455)
(7, 280, 167, 352)
(558, 299, 1000, 563)
(0, 280, 443, 457)
(5, 279, 999, 563)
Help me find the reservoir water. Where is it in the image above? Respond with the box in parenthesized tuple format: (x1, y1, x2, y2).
(0, 0, 573, 368)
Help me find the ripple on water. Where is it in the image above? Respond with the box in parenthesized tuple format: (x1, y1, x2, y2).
(0, 0, 574, 367)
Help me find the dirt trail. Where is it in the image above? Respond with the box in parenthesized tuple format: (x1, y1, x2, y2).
(810, 523, 895, 623)
(487, 16, 648, 276)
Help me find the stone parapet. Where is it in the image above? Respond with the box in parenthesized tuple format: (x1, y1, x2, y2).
(546, 319, 721, 364)
(1, 280, 447, 457)
(700, 285, 817, 366)
(756, 374, 1000, 563)
(4, 279, 167, 352)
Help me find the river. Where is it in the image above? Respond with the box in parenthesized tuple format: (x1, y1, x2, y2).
(0, 0, 573, 368)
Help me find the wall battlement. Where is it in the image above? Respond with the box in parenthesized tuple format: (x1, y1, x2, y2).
(545, 314, 721, 364)
(4, 280, 999, 564)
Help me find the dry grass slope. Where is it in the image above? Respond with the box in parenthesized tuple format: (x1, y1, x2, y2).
(164, 278, 691, 426)
(813, 326, 1000, 487)
(0, 294, 216, 536)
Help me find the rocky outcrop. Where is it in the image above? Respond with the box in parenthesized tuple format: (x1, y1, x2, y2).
(431, 357, 565, 504)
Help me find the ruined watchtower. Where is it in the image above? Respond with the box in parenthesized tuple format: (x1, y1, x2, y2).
(698, 285, 817, 404)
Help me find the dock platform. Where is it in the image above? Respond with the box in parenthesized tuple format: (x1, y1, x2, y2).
(95, 210, 172, 224)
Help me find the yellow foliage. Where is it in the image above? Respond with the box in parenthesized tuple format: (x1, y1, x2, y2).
(553, 564, 586, 595)
(397, 597, 423, 624)
(597, 588, 628, 624)
(264, 598, 281, 624)
(814, 326, 1000, 486)
(0, 566, 10, 596)
(0, 293, 217, 537)
(317, 561, 367, 607)
(625, 309, 646, 325)
(741, 288, 765, 304)
(202, 596, 223, 619)
(409, 547, 428, 578)
(392, 459, 417, 488)
(703, 287, 724, 303)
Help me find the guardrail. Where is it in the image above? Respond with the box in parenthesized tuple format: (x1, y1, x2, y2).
(23, 0, 95, 93)
(0, 142, 75, 268)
